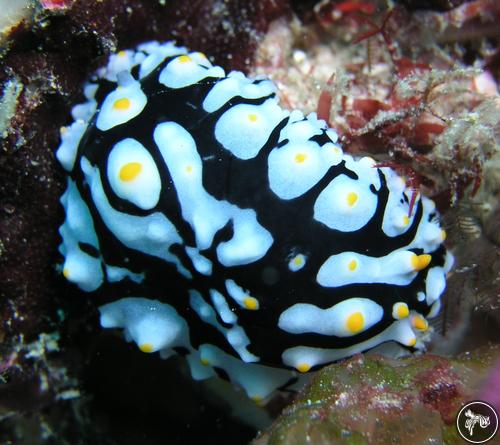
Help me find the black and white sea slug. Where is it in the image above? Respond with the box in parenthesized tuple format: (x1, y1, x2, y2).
(57, 41, 453, 402)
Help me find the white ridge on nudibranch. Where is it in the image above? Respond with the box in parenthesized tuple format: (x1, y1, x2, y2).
(56, 40, 453, 404)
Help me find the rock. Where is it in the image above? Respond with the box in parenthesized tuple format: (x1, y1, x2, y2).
(253, 345, 500, 445)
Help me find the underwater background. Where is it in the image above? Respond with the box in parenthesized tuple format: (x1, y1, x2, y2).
(0, 1, 499, 444)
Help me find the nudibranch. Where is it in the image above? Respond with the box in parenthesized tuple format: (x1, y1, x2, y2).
(57, 41, 453, 402)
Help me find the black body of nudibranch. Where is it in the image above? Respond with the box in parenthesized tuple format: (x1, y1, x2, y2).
(57, 41, 453, 401)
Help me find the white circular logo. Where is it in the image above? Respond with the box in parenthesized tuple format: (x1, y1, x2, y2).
(456, 401, 498, 444)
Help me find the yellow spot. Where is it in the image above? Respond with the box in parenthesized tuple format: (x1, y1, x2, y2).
(395, 303, 409, 319)
(296, 363, 311, 373)
(294, 153, 307, 163)
(243, 297, 259, 310)
(60, 126, 68, 135)
(117, 50, 127, 57)
(247, 113, 258, 122)
(62, 267, 70, 278)
(113, 97, 131, 110)
(295, 153, 307, 164)
(119, 162, 142, 182)
(178, 55, 192, 63)
(200, 358, 210, 366)
(293, 255, 304, 266)
(411, 254, 432, 271)
(346, 312, 364, 334)
(251, 395, 263, 404)
(346, 192, 358, 207)
(441, 230, 447, 241)
(407, 337, 417, 347)
(403, 215, 410, 226)
(185, 165, 193, 173)
(412, 315, 428, 331)
(139, 343, 154, 353)
(348, 259, 357, 271)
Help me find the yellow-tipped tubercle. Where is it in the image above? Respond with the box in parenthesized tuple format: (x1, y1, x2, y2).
(411, 254, 431, 271)
(346, 312, 364, 334)
(296, 363, 311, 373)
(243, 297, 259, 310)
(395, 303, 409, 319)
(412, 315, 428, 331)
(407, 338, 417, 347)
(139, 343, 154, 353)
